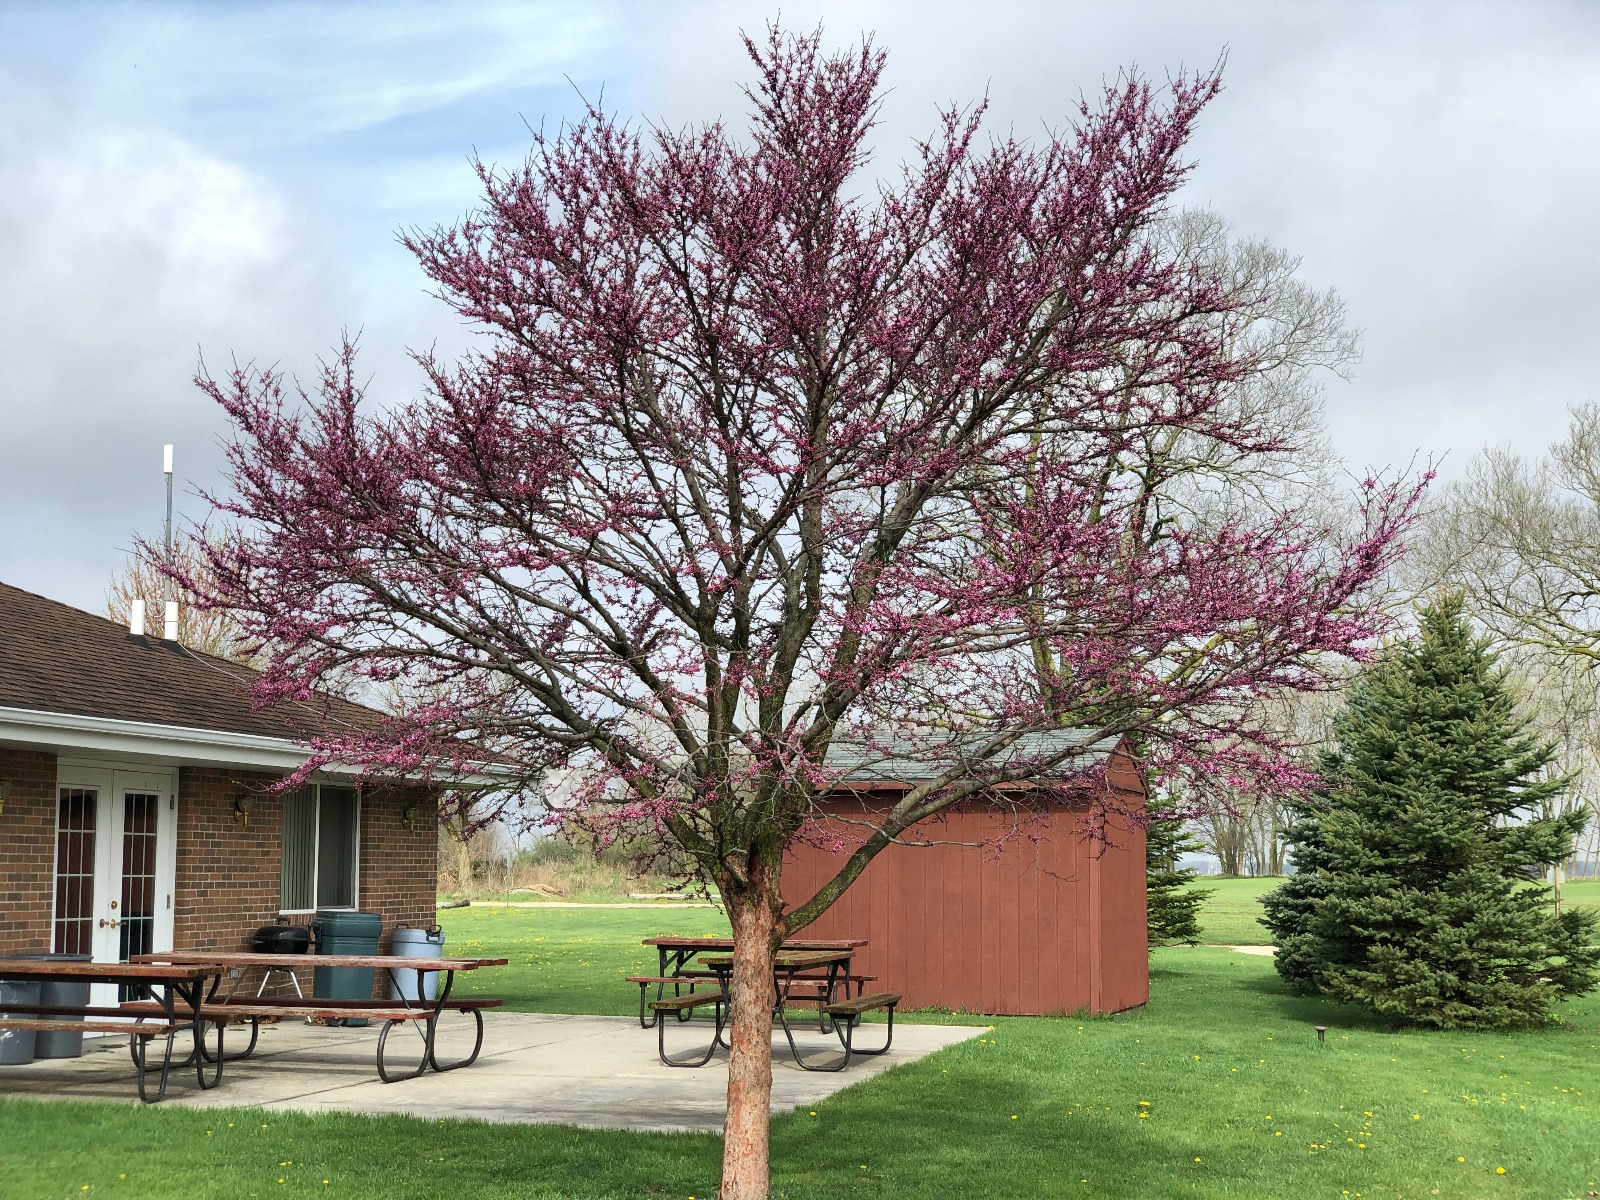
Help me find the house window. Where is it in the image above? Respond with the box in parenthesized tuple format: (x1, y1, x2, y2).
(280, 785, 360, 913)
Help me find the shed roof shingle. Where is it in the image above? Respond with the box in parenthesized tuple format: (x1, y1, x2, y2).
(824, 728, 1120, 783)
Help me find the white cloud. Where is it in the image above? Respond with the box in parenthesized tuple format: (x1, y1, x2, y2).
(0, 87, 356, 610)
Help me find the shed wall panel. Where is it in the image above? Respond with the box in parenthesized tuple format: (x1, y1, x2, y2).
(783, 774, 1147, 1016)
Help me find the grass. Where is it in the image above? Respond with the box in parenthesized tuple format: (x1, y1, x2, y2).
(4, 902, 1600, 1198)
(442, 903, 732, 1014)
(1188, 876, 1600, 947)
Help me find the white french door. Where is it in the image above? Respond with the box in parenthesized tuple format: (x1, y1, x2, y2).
(52, 765, 178, 1010)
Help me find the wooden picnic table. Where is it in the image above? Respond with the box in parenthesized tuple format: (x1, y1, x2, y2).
(694, 948, 857, 1070)
(696, 948, 897, 1071)
(0, 958, 226, 1102)
(641, 936, 865, 975)
(633, 936, 869, 1030)
(133, 951, 508, 1082)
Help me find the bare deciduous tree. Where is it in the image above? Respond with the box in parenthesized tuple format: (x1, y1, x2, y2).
(107, 526, 254, 661)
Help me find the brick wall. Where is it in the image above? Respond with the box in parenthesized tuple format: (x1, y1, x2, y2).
(0, 753, 439, 985)
(0, 746, 57, 956)
(173, 769, 440, 997)
(173, 766, 287, 952)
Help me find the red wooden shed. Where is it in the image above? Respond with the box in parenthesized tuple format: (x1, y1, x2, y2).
(782, 732, 1147, 1017)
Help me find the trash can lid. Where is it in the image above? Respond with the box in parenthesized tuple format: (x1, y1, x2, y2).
(311, 910, 384, 938)
(391, 926, 445, 944)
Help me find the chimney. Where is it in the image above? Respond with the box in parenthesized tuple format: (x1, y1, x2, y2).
(163, 599, 179, 642)
(129, 598, 146, 637)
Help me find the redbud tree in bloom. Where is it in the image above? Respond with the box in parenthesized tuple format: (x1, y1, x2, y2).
(194, 30, 1421, 1199)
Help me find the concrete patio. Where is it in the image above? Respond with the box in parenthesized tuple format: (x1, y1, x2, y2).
(0, 1012, 987, 1133)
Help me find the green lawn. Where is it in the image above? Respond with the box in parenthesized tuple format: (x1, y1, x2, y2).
(1189, 875, 1600, 947)
(3, 902, 1599, 1198)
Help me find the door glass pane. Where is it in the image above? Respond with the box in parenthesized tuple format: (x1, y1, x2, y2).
(316, 787, 359, 909)
(119, 793, 160, 998)
(281, 789, 316, 911)
(53, 789, 97, 955)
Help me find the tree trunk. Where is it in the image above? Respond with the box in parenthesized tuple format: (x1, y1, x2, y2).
(720, 873, 781, 1200)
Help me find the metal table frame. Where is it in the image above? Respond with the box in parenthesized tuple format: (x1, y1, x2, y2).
(0, 959, 225, 1102)
(134, 951, 506, 1082)
(699, 949, 861, 1071)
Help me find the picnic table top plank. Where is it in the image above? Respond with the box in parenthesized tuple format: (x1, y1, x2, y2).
(131, 951, 507, 970)
(698, 949, 854, 970)
(0, 958, 221, 982)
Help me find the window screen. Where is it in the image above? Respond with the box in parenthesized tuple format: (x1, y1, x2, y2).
(316, 786, 360, 909)
(280, 789, 316, 912)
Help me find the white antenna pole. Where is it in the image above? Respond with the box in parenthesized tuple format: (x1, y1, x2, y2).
(162, 444, 177, 641)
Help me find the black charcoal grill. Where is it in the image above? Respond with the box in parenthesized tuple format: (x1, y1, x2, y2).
(251, 924, 312, 954)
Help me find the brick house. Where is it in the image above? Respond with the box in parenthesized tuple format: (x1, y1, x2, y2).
(0, 581, 447, 995)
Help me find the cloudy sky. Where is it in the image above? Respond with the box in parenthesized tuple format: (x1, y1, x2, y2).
(2, 0, 1596, 614)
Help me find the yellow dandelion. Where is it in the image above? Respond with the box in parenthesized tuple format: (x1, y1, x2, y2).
(1496, 1167, 1506, 1175)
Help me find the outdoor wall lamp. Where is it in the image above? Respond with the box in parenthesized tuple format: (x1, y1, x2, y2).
(0, 780, 10, 818)
(231, 786, 253, 827)
(401, 801, 419, 832)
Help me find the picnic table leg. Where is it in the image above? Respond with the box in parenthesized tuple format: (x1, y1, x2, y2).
(671, 952, 699, 1024)
(425, 970, 484, 1073)
(185, 981, 225, 1090)
(371, 966, 428, 1088)
(130, 1027, 177, 1102)
(773, 966, 847, 1073)
(130, 984, 182, 1103)
(656, 994, 726, 1067)
(375, 1018, 430, 1083)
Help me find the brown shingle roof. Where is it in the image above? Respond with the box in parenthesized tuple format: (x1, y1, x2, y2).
(0, 580, 380, 742)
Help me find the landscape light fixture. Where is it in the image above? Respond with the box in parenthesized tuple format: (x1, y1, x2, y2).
(231, 785, 253, 828)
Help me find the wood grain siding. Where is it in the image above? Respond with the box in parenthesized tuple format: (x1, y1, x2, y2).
(782, 745, 1147, 1016)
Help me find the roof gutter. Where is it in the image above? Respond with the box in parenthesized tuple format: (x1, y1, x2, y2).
(0, 704, 512, 786)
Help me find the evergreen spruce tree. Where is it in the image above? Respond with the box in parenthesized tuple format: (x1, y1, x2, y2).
(1264, 595, 1599, 1028)
(1147, 811, 1211, 947)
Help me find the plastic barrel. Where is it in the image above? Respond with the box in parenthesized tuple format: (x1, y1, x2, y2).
(311, 910, 384, 1027)
(388, 927, 445, 1002)
(0, 979, 42, 1065)
(14, 954, 91, 1058)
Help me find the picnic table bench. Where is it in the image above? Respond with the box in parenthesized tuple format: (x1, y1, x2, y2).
(133, 951, 507, 1083)
(0, 959, 225, 1102)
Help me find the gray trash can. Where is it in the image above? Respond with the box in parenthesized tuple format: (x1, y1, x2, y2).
(14, 954, 91, 1059)
(389, 927, 445, 1002)
(0, 979, 43, 1065)
(311, 910, 384, 1027)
